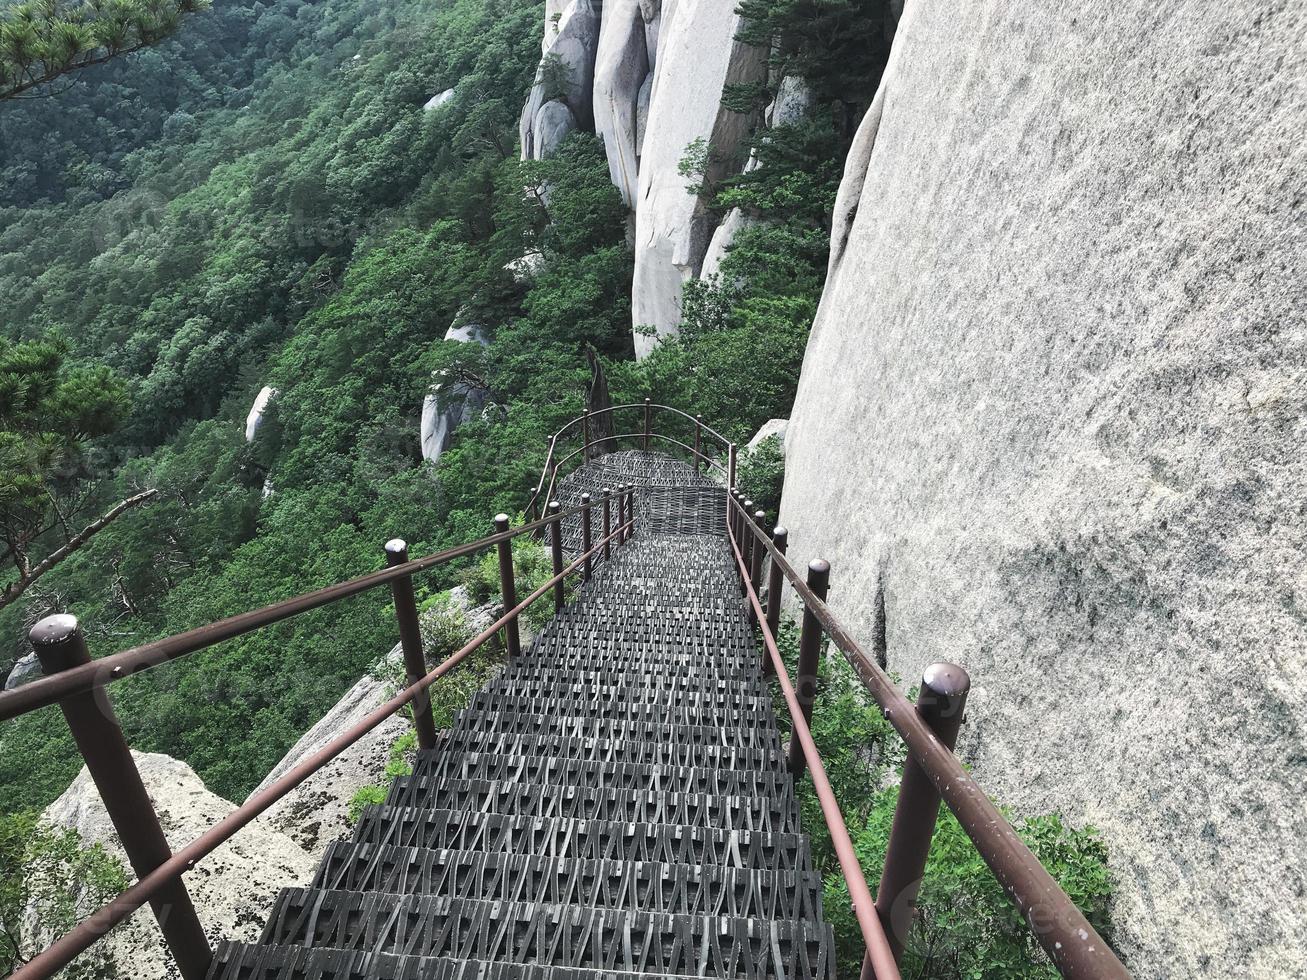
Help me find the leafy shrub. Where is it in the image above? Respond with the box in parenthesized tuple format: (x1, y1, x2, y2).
(737, 433, 785, 520)
(0, 812, 128, 978)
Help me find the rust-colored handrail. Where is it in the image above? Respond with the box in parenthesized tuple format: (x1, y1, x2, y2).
(0, 500, 595, 723)
(725, 518, 902, 980)
(725, 494, 1128, 979)
(9, 512, 634, 980)
(526, 402, 733, 517)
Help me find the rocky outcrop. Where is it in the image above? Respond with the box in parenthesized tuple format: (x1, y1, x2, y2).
(520, 0, 601, 159)
(422, 88, 455, 112)
(699, 207, 751, 281)
(420, 323, 490, 464)
(780, 1, 1306, 977)
(631, 3, 766, 354)
(41, 753, 313, 979)
(592, 0, 649, 206)
(248, 674, 407, 861)
(4, 651, 40, 690)
(746, 418, 786, 454)
(244, 386, 276, 442)
(530, 100, 577, 161)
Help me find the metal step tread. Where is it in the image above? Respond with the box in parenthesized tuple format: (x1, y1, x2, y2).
(311, 841, 824, 920)
(257, 887, 835, 978)
(418, 731, 783, 774)
(351, 806, 814, 871)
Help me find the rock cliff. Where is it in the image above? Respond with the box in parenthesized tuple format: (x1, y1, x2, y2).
(521, 0, 779, 356)
(40, 753, 313, 979)
(780, 1, 1305, 977)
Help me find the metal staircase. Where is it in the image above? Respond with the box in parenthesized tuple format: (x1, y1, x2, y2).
(207, 529, 837, 979)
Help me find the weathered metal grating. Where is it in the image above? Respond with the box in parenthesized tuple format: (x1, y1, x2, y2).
(311, 845, 825, 921)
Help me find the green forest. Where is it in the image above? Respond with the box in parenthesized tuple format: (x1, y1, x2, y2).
(0, 0, 879, 813)
(0, 0, 1116, 975)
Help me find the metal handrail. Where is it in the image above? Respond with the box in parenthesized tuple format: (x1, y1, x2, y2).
(726, 493, 1128, 979)
(0, 500, 597, 723)
(538, 431, 728, 507)
(10, 510, 634, 980)
(526, 402, 734, 517)
(725, 517, 902, 980)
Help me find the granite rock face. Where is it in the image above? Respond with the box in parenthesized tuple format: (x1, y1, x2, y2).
(41, 753, 314, 979)
(631, 0, 765, 355)
(520, 0, 600, 158)
(592, 0, 649, 206)
(244, 386, 277, 442)
(780, 2, 1306, 977)
(420, 322, 490, 464)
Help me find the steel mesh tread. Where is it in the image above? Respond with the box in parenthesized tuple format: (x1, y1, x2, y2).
(351, 807, 814, 871)
(370, 776, 801, 834)
(258, 888, 834, 978)
(209, 941, 757, 980)
(416, 731, 784, 774)
(311, 843, 824, 921)
(482, 677, 772, 713)
(384, 755, 793, 805)
(449, 709, 785, 755)
(494, 666, 770, 701)
(465, 690, 778, 729)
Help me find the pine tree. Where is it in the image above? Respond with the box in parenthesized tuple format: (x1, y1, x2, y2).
(0, 0, 207, 100)
(0, 338, 155, 611)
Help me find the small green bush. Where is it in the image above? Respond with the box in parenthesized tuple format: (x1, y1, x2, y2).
(737, 433, 785, 520)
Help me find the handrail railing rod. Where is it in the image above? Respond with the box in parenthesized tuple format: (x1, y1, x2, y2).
(9, 514, 634, 980)
(539, 432, 727, 508)
(725, 495, 1127, 979)
(725, 518, 901, 980)
(0, 501, 595, 723)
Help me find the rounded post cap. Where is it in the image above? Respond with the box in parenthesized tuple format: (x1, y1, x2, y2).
(494, 513, 510, 529)
(581, 492, 591, 502)
(644, 396, 651, 403)
(743, 499, 754, 510)
(548, 500, 561, 512)
(602, 486, 612, 495)
(384, 538, 408, 555)
(772, 525, 788, 541)
(29, 613, 79, 648)
(754, 510, 766, 521)
(807, 558, 831, 587)
(922, 661, 972, 699)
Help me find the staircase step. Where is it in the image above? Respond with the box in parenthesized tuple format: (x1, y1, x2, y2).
(483, 676, 772, 712)
(387, 752, 792, 801)
(491, 666, 770, 700)
(450, 708, 785, 755)
(209, 941, 734, 980)
(466, 690, 777, 728)
(259, 888, 835, 978)
(376, 775, 800, 833)
(515, 645, 763, 672)
(421, 730, 783, 773)
(351, 807, 814, 871)
(312, 842, 824, 920)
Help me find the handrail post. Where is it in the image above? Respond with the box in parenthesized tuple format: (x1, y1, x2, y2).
(548, 501, 565, 612)
(694, 414, 703, 474)
(872, 663, 972, 966)
(728, 442, 737, 488)
(787, 559, 830, 777)
(643, 397, 651, 451)
(493, 514, 522, 658)
(582, 409, 591, 461)
(602, 487, 613, 562)
(627, 485, 637, 540)
(748, 509, 766, 621)
(742, 500, 756, 592)
(580, 493, 593, 582)
(385, 540, 437, 751)
(29, 615, 212, 980)
(528, 488, 540, 524)
(764, 526, 788, 675)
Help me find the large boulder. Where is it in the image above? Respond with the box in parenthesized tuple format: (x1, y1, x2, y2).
(4, 652, 40, 691)
(244, 386, 277, 442)
(422, 88, 455, 112)
(592, 0, 650, 206)
(520, 0, 601, 159)
(631, 0, 766, 356)
(780, 1, 1306, 976)
(699, 207, 752, 281)
(41, 753, 313, 979)
(531, 99, 577, 161)
(421, 322, 491, 464)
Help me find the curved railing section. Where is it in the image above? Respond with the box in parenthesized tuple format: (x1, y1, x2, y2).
(525, 399, 737, 520)
(0, 494, 636, 980)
